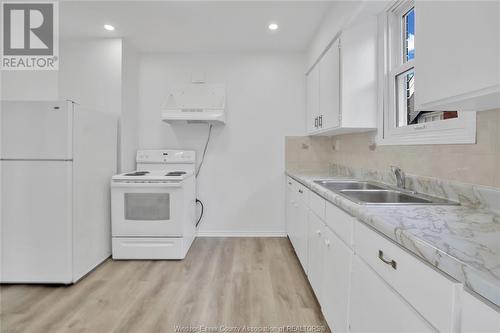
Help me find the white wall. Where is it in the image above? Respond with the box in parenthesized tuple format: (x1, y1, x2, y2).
(139, 53, 306, 235)
(59, 38, 122, 115)
(1, 38, 123, 106)
(59, 38, 122, 171)
(1, 71, 58, 101)
(1, 38, 138, 173)
(121, 42, 140, 172)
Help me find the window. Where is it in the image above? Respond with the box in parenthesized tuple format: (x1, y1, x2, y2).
(378, 1, 475, 145)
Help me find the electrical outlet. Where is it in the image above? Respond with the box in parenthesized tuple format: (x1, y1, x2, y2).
(332, 140, 340, 151)
(368, 134, 377, 151)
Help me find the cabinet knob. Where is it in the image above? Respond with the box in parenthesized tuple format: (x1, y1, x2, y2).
(316, 230, 321, 236)
(378, 250, 397, 270)
(298, 189, 303, 194)
(325, 239, 330, 247)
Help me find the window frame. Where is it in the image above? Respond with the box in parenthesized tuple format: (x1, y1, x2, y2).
(377, 0, 476, 145)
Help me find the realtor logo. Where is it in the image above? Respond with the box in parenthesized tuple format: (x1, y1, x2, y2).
(1, 1, 58, 70)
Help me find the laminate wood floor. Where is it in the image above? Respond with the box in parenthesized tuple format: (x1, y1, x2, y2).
(0, 237, 329, 333)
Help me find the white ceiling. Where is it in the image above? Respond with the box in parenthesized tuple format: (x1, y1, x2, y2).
(60, 1, 333, 53)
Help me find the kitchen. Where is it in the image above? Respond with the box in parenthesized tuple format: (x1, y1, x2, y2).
(0, 1, 499, 332)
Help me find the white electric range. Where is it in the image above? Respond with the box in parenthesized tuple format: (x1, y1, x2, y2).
(111, 150, 196, 259)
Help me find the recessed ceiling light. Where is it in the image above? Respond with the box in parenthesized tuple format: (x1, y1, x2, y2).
(104, 24, 115, 31)
(268, 23, 279, 31)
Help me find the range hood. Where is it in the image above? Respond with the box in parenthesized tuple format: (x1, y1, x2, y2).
(161, 84, 226, 125)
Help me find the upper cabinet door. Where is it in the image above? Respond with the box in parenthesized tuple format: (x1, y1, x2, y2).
(319, 39, 341, 130)
(306, 66, 320, 133)
(341, 16, 377, 128)
(416, 1, 500, 111)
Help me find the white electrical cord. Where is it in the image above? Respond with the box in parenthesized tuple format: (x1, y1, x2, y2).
(196, 123, 213, 178)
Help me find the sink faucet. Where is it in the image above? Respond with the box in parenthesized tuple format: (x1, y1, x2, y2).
(391, 166, 405, 189)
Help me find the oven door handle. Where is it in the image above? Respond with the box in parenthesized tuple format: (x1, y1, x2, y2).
(111, 181, 183, 188)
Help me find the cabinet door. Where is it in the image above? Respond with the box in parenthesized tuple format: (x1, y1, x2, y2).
(295, 198, 309, 272)
(416, 1, 500, 111)
(290, 198, 299, 255)
(461, 291, 500, 333)
(307, 211, 325, 303)
(306, 65, 320, 133)
(285, 179, 295, 241)
(322, 227, 353, 333)
(340, 17, 377, 128)
(319, 38, 340, 130)
(349, 256, 434, 333)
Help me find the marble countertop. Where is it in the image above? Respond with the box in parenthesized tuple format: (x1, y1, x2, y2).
(286, 171, 500, 308)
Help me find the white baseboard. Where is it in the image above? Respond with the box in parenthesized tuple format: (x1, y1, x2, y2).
(196, 231, 287, 237)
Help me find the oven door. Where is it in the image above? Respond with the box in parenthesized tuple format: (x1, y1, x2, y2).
(111, 182, 184, 237)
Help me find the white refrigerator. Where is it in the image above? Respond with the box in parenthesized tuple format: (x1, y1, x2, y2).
(0, 100, 117, 283)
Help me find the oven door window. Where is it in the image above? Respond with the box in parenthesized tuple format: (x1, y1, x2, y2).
(124, 193, 170, 221)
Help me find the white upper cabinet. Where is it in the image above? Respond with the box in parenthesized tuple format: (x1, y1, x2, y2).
(306, 16, 378, 135)
(319, 39, 341, 131)
(340, 15, 378, 130)
(415, 1, 500, 112)
(306, 65, 320, 133)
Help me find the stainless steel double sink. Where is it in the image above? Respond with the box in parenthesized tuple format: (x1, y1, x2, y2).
(313, 180, 458, 205)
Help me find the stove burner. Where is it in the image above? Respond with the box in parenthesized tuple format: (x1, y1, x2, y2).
(166, 171, 187, 176)
(125, 171, 150, 176)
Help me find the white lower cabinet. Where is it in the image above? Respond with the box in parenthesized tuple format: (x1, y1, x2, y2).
(349, 256, 434, 333)
(461, 291, 500, 333)
(285, 180, 497, 333)
(286, 177, 309, 273)
(322, 227, 353, 333)
(355, 222, 461, 333)
(285, 178, 295, 242)
(294, 191, 309, 270)
(307, 211, 325, 301)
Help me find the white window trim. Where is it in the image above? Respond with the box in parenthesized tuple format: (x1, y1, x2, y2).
(376, 0, 476, 146)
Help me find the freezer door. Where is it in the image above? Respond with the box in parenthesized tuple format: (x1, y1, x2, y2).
(0, 101, 73, 160)
(0, 160, 73, 283)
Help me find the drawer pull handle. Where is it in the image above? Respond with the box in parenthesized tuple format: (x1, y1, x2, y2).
(298, 189, 303, 194)
(378, 250, 397, 270)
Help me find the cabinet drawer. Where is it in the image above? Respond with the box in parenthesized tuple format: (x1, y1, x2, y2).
(286, 177, 310, 204)
(112, 237, 184, 259)
(286, 177, 296, 191)
(295, 182, 309, 204)
(325, 201, 354, 248)
(350, 256, 434, 333)
(354, 222, 461, 333)
(309, 191, 326, 220)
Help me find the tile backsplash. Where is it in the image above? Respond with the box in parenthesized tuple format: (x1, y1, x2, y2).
(286, 108, 500, 188)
